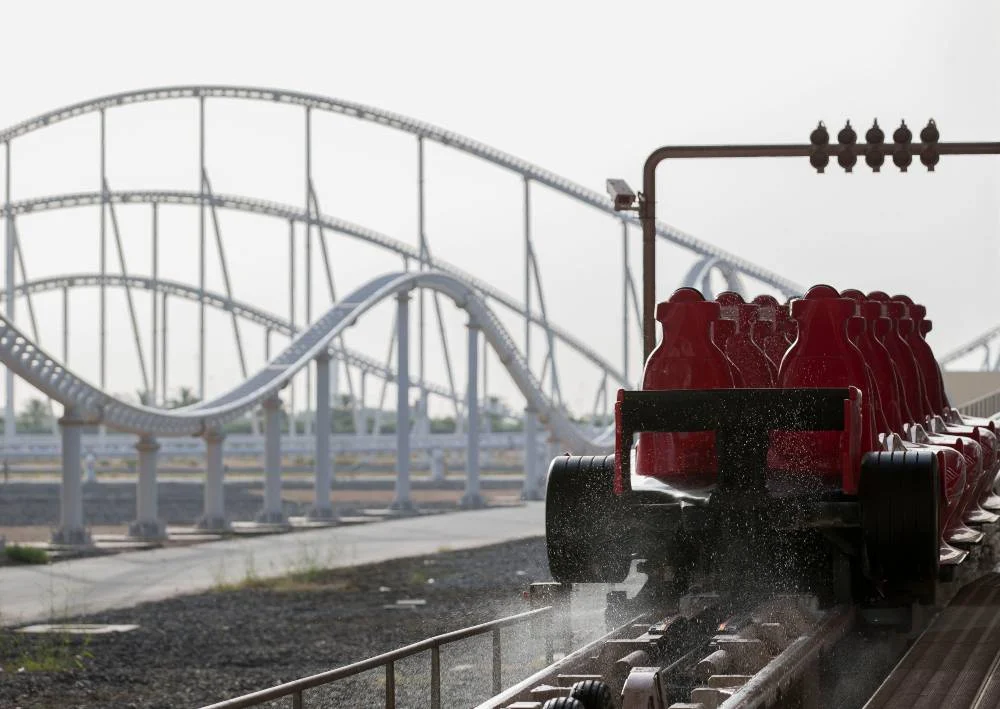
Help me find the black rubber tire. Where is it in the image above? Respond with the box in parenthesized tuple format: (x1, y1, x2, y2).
(570, 679, 616, 709)
(546, 454, 631, 583)
(859, 450, 940, 583)
(542, 698, 587, 709)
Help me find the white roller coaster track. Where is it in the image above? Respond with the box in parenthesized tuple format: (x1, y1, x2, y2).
(1, 272, 456, 401)
(0, 271, 614, 450)
(0, 85, 803, 296)
(0, 189, 630, 387)
(0, 85, 806, 456)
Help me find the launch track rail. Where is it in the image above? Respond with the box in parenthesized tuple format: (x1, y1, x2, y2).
(476, 593, 858, 709)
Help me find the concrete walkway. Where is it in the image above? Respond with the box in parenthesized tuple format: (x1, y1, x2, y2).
(0, 503, 544, 627)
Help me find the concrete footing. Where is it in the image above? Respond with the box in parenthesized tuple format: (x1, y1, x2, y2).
(459, 492, 487, 510)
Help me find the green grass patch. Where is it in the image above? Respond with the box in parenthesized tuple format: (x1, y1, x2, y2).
(5, 544, 49, 565)
(0, 631, 93, 672)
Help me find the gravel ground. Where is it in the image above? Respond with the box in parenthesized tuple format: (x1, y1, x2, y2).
(0, 537, 574, 709)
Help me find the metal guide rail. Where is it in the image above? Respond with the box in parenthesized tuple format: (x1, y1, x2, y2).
(197, 606, 551, 709)
(478, 585, 855, 709)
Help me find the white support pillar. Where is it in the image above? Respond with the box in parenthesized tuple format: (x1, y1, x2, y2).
(430, 448, 445, 483)
(390, 291, 417, 513)
(308, 353, 336, 522)
(356, 369, 366, 436)
(522, 407, 542, 500)
(257, 395, 288, 525)
(128, 434, 166, 540)
(197, 428, 229, 531)
(461, 321, 486, 509)
(84, 452, 97, 485)
(51, 408, 91, 546)
(546, 433, 560, 473)
(4, 143, 15, 447)
(418, 390, 430, 436)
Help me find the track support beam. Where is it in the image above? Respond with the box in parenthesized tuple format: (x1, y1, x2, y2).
(51, 408, 91, 546)
(308, 352, 337, 522)
(390, 290, 417, 514)
(197, 428, 229, 531)
(461, 321, 485, 509)
(257, 395, 288, 526)
(128, 434, 166, 540)
(522, 407, 542, 500)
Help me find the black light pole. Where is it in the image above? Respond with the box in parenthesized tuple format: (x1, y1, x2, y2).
(608, 120, 1000, 362)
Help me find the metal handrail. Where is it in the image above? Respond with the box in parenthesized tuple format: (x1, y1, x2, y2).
(198, 605, 552, 709)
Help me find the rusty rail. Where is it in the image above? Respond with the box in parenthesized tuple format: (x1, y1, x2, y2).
(197, 606, 552, 709)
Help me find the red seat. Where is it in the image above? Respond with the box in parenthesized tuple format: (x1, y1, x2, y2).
(767, 285, 877, 493)
(716, 292, 776, 387)
(752, 295, 795, 371)
(840, 289, 969, 547)
(635, 288, 734, 488)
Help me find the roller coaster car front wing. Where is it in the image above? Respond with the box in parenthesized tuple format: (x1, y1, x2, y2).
(545, 388, 941, 606)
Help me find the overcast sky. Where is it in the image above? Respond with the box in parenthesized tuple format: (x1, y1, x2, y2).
(0, 0, 997, 419)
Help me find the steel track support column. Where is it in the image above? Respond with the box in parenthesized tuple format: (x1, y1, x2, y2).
(99, 111, 106, 411)
(151, 204, 159, 405)
(161, 293, 168, 406)
(523, 177, 531, 375)
(196, 428, 229, 531)
(417, 137, 428, 440)
(460, 320, 485, 509)
(258, 329, 271, 438)
(522, 407, 542, 500)
(390, 291, 417, 514)
(52, 408, 91, 546)
(4, 142, 13, 443)
(546, 433, 560, 475)
(128, 434, 166, 540)
(622, 220, 630, 383)
(62, 285, 69, 364)
(357, 370, 366, 436)
(257, 395, 288, 526)
(304, 108, 313, 438)
(288, 220, 297, 438)
(198, 96, 206, 401)
(430, 448, 445, 483)
(308, 352, 337, 522)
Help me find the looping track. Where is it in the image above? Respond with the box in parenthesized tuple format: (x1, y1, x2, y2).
(0, 272, 455, 401)
(0, 84, 803, 298)
(0, 189, 629, 387)
(0, 84, 803, 448)
(0, 270, 613, 448)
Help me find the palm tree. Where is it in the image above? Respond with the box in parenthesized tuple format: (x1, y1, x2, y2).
(17, 398, 51, 432)
(167, 386, 201, 409)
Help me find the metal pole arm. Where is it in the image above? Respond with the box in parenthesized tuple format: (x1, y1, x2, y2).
(639, 139, 1000, 360)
